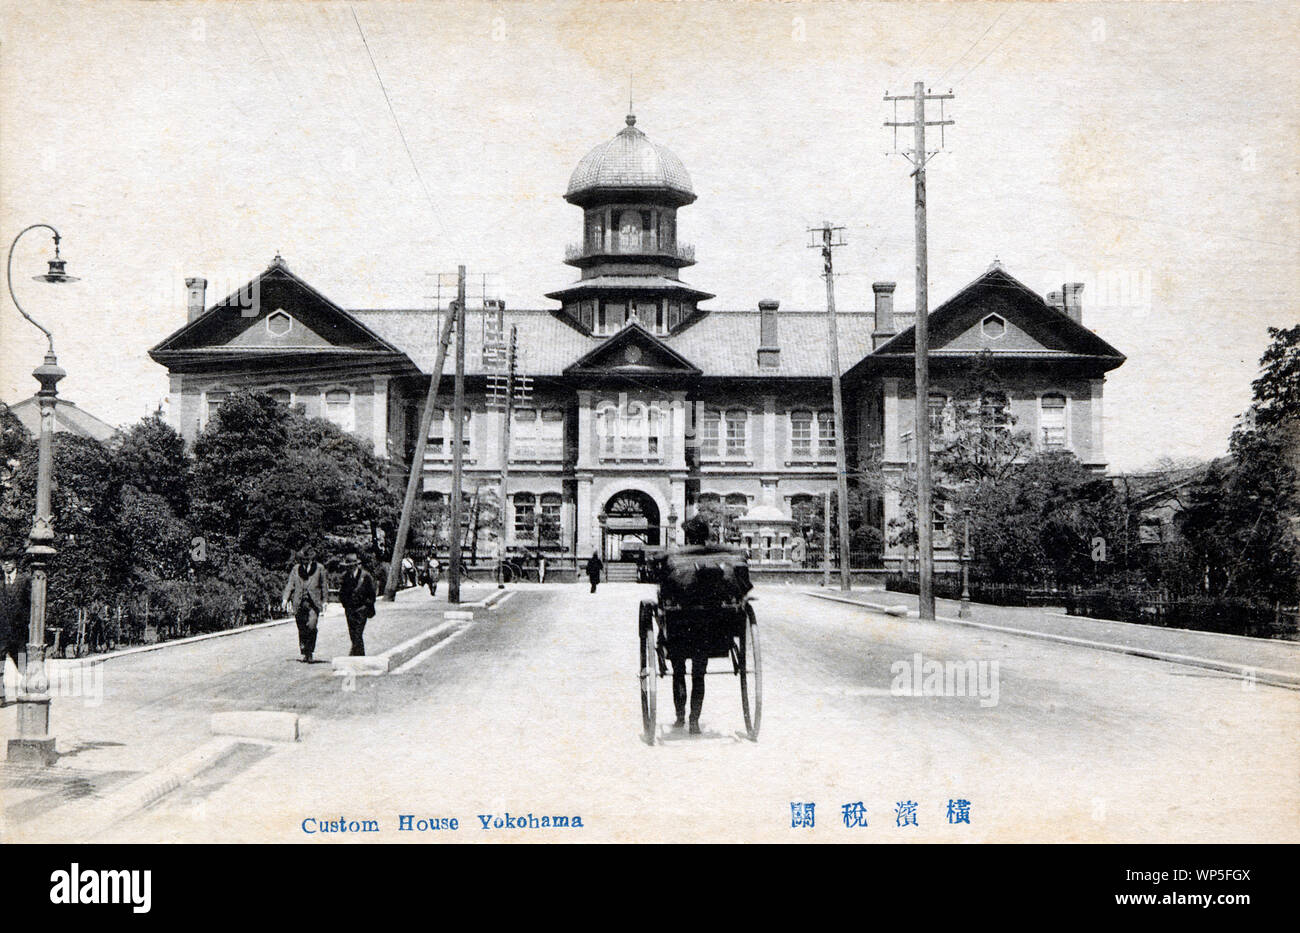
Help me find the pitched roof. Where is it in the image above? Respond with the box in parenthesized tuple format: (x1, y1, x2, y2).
(352, 307, 875, 378)
(854, 266, 1126, 379)
(563, 322, 702, 376)
(7, 396, 117, 442)
(150, 257, 419, 373)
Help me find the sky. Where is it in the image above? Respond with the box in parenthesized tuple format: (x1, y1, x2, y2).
(1, 0, 1296, 472)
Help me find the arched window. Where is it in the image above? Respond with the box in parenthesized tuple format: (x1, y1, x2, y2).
(1040, 393, 1067, 449)
(512, 492, 536, 540)
(204, 388, 230, 426)
(267, 387, 293, 408)
(596, 402, 663, 462)
(928, 393, 948, 436)
(324, 388, 355, 433)
(539, 493, 563, 545)
(618, 210, 641, 252)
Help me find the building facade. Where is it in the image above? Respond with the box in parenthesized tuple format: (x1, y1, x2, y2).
(149, 113, 1124, 570)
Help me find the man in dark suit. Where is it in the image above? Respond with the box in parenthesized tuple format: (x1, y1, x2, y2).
(658, 515, 752, 734)
(0, 550, 32, 703)
(337, 549, 378, 657)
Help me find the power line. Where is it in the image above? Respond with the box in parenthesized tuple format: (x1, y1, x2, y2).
(937, 8, 1008, 84)
(952, 9, 1038, 87)
(350, 5, 452, 245)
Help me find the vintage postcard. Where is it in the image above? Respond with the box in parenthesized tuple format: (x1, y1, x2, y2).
(0, 0, 1296, 865)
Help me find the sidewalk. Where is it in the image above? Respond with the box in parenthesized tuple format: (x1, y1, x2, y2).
(804, 586, 1300, 687)
(1, 585, 494, 833)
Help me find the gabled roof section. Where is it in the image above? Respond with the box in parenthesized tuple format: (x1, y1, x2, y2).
(862, 265, 1126, 372)
(563, 322, 701, 377)
(149, 256, 416, 371)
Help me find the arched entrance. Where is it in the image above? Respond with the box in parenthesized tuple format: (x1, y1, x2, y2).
(600, 490, 661, 562)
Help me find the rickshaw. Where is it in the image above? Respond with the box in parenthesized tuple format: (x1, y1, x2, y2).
(637, 551, 761, 743)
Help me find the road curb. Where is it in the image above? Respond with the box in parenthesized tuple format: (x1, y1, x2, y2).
(332, 618, 466, 675)
(803, 590, 1300, 689)
(32, 736, 250, 841)
(73, 605, 346, 664)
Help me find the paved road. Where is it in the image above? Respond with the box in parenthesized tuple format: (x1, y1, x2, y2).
(17, 584, 1299, 843)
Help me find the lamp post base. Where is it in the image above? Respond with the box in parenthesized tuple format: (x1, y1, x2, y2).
(8, 694, 55, 766)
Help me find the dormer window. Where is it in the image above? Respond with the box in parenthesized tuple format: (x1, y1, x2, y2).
(266, 309, 292, 337)
(981, 314, 1006, 339)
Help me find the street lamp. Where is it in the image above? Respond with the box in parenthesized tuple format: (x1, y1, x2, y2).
(6, 225, 78, 767)
(959, 505, 972, 620)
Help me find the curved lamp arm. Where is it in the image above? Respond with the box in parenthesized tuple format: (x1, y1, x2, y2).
(7, 223, 63, 353)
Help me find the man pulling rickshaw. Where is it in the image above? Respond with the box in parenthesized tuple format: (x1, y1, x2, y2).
(639, 514, 761, 742)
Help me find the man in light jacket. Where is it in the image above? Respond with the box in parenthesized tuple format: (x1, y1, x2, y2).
(283, 544, 328, 663)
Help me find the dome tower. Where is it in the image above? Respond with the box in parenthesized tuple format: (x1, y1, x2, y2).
(547, 113, 713, 335)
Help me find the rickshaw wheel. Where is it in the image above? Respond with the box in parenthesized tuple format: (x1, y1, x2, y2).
(739, 603, 761, 741)
(639, 605, 658, 745)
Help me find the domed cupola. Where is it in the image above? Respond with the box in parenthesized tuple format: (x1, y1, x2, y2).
(565, 114, 696, 207)
(548, 113, 713, 337)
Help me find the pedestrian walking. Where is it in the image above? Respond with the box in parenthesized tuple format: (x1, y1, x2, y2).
(585, 551, 603, 594)
(282, 545, 328, 663)
(0, 551, 31, 703)
(492, 535, 506, 588)
(401, 555, 417, 589)
(424, 554, 441, 597)
(538, 554, 547, 584)
(338, 550, 377, 657)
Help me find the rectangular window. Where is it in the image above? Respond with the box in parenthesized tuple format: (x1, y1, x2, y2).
(699, 409, 720, 458)
(817, 411, 836, 459)
(539, 408, 564, 461)
(513, 493, 535, 540)
(667, 302, 681, 330)
(580, 301, 595, 331)
(928, 393, 948, 436)
(205, 390, 230, 424)
(512, 407, 537, 460)
(790, 411, 813, 459)
(325, 389, 355, 434)
(428, 408, 471, 459)
(725, 410, 748, 458)
(596, 303, 607, 334)
(1041, 393, 1067, 449)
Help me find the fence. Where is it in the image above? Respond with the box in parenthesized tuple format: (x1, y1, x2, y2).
(1064, 588, 1299, 640)
(884, 573, 1064, 607)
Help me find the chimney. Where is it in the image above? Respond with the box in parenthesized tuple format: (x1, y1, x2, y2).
(757, 299, 780, 368)
(1046, 289, 1065, 314)
(872, 281, 897, 349)
(185, 277, 207, 323)
(1062, 282, 1084, 323)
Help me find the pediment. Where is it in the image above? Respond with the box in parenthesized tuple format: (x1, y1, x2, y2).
(151, 258, 402, 356)
(875, 267, 1125, 360)
(563, 322, 701, 376)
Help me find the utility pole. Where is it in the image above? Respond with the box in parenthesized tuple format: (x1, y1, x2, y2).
(886, 81, 954, 622)
(382, 304, 456, 601)
(448, 265, 467, 604)
(808, 222, 852, 592)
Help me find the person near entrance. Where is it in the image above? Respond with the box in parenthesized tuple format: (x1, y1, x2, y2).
(658, 514, 752, 734)
(585, 551, 603, 593)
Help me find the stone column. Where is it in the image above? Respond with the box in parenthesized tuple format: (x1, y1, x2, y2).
(882, 378, 901, 462)
(575, 472, 594, 557)
(576, 391, 594, 469)
(371, 375, 391, 459)
(1089, 379, 1105, 466)
(762, 395, 777, 469)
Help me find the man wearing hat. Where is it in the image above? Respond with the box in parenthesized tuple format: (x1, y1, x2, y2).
(657, 514, 752, 734)
(0, 550, 32, 703)
(337, 549, 378, 657)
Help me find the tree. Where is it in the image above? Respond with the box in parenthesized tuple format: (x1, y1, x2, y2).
(112, 410, 190, 516)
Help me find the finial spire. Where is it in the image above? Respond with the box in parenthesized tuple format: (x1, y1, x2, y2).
(627, 72, 635, 125)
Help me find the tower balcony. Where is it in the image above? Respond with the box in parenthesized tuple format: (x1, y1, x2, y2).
(564, 241, 695, 269)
